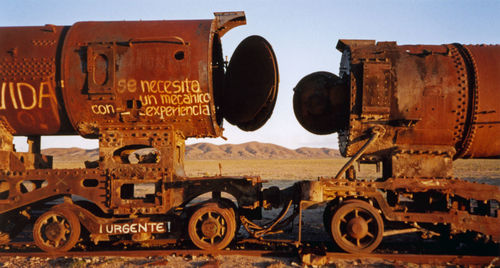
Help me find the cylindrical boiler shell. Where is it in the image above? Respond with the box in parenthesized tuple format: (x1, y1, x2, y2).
(61, 20, 223, 138)
(335, 40, 500, 159)
(457, 45, 500, 158)
(0, 25, 73, 135)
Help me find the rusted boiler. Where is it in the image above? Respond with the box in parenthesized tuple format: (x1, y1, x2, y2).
(0, 12, 279, 252)
(293, 40, 500, 253)
(295, 40, 500, 170)
(0, 12, 277, 141)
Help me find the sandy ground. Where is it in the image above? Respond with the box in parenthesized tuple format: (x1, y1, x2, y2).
(0, 255, 403, 268)
(0, 255, 300, 268)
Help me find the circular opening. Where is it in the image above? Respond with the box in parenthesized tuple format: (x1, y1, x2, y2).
(174, 51, 185, 60)
(293, 72, 348, 135)
(223, 36, 278, 131)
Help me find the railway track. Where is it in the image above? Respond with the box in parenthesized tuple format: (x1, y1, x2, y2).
(0, 243, 497, 267)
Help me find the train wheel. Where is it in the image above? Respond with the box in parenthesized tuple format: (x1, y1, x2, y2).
(330, 200, 383, 253)
(188, 202, 236, 250)
(217, 198, 241, 233)
(33, 209, 81, 253)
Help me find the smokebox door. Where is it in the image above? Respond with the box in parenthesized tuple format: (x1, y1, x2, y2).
(222, 35, 279, 131)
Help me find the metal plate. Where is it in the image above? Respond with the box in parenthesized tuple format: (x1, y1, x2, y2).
(61, 20, 221, 138)
(223, 35, 279, 131)
(293, 72, 349, 135)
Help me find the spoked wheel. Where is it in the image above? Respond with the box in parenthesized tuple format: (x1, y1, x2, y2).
(218, 198, 241, 234)
(33, 209, 81, 253)
(330, 200, 383, 253)
(188, 202, 236, 250)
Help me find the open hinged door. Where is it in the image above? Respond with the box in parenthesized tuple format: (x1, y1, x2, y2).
(222, 35, 279, 131)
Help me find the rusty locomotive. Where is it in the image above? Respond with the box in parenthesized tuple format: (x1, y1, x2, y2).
(293, 40, 500, 252)
(0, 12, 278, 252)
(0, 12, 498, 254)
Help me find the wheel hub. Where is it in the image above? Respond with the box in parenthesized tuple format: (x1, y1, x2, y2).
(346, 216, 368, 239)
(201, 219, 220, 238)
(45, 222, 63, 241)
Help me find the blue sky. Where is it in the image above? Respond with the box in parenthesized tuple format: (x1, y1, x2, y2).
(2, 0, 499, 150)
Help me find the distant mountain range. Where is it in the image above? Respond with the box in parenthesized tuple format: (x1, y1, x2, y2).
(41, 141, 341, 162)
(42, 147, 99, 162)
(185, 142, 340, 159)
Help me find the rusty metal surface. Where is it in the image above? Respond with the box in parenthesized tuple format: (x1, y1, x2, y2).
(317, 177, 500, 242)
(293, 71, 348, 135)
(0, 12, 278, 139)
(0, 25, 73, 135)
(0, 12, 499, 259)
(61, 19, 223, 138)
(0, 169, 106, 214)
(294, 40, 500, 161)
(0, 12, 279, 253)
(293, 40, 500, 254)
(223, 35, 279, 131)
(457, 45, 500, 158)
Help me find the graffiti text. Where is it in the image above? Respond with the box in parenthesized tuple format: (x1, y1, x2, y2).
(0, 81, 56, 110)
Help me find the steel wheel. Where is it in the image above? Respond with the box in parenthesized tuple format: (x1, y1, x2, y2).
(33, 209, 81, 253)
(218, 198, 241, 233)
(330, 200, 383, 253)
(188, 202, 236, 250)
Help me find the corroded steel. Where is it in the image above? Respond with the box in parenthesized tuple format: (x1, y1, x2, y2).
(293, 39, 500, 254)
(318, 177, 500, 242)
(0, 12, 276, 253)
(456, 45, 500, 158)
(32, 208, 81, 253)
(187, 202, 237, 250)
(223, 35, 279, 131)
(61, 19, 224, 138)
(294, 40, 500, 160)
(0, 25, 73, 135)
(329, 199, 384, 253)
(0, 13, 499, 258)
(0, 12, 278, 138)
(293, 72, 348, 135)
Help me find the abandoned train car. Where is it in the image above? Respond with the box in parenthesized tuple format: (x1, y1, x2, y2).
(0, 11, 498, 254)
(0, 12, 279, 252)
(293, 40, 500, 253)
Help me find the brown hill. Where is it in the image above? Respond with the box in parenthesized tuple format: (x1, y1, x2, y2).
(295, 147, 340, 158)
(41, 142, 340, 162)
(42, 147, 99, 162)
(186, 142, 341, 159)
